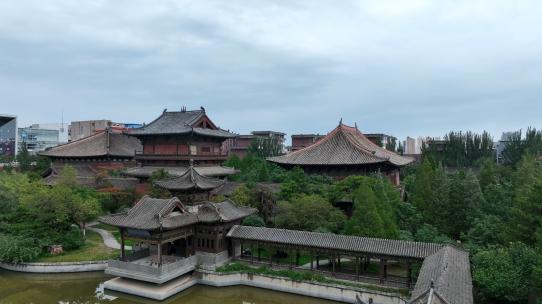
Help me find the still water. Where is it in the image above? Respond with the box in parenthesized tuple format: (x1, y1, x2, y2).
(0, 269, 340, 304)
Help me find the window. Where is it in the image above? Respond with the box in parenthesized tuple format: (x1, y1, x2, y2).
(201, 146, 211, 153)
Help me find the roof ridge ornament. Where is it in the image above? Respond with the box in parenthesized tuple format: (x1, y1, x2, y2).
(200, 106, 205, 113)
(181, 106, 186, 113)
(163, 108, 167, 113)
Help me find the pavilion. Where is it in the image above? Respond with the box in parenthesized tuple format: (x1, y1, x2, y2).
(153, 163, 225, 203)
(268, 122, 414, 185)
(99, 196, 256, 283)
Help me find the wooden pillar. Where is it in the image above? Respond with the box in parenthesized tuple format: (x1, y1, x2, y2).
(355, 257, 360, 280)
(269, 247, 273, 267)
(337, 254, 341, 269)
(120, 228, 125, 261)
(310, 253, 314, 271)
(250, 244, 254, 264)
(241, 242, 244, 258)
(158, 241, 163, 266)
(258, 246, 261, 261)
(380, 259, 387, 281)
(289, 249, 293, 270)
(407, 262, 413, 289)
(316, 256, 320, 269)
(331, 255, 336, 276)
(364, 256, 369, 271)
(295, 250, 300, 267)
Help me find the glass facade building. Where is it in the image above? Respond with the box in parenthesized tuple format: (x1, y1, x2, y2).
(18, 126, 60, 155)
(0, 115, 17, 157)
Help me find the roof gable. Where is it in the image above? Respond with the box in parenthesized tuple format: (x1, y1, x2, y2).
(39, 130, 141, 158)
(268, 123, 413, 167)
(154, 165, 225, 191)
(128, 109, 236, 138)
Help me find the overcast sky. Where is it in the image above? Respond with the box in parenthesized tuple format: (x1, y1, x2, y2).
(1, 0, 541, 141)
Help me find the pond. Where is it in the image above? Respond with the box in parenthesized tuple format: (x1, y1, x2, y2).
(0, 269, 340, 304)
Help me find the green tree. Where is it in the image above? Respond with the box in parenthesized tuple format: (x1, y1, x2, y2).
(274, 194, 345, 233)
(472, 242, 540, 303)
(230, 184, 252, 206)
(410, 158, 435, 217)
(509, 155, 542, 247)
(344, 181, 398, 238)
(242, 214, 265, 227)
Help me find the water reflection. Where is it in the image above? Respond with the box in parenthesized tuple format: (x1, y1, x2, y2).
(0, 269, 340, 304)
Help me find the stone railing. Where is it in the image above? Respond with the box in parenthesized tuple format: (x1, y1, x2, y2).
(106, 255, 198, 284)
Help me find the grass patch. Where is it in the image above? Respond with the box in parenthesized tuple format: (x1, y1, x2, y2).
(93, 223, 134, 247)
(93, 223, 117, 232)
(36, 230, 119, 262)
(215, 262, 409, 296)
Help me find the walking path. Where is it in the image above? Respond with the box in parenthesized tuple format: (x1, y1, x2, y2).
(88, 222, 132, 251)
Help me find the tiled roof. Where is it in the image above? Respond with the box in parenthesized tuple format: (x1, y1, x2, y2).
(154, 165, 225, 191)
(410, 246, 473, 304)
(227, 226, 442, 259)
(99, 196, 256, 231)
(40, 131, 142, 158)
(268, 123, 413, 167)
(128, 110, 236, 138)
(124, 166, 238, 178)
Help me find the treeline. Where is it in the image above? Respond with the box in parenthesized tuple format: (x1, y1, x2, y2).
(422, 127, 542, 168)
(0, 166, 135, 263)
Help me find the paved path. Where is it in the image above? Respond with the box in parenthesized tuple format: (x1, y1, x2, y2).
(88, 222, 132, 251)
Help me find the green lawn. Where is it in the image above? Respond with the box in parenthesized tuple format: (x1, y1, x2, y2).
(36, 230, 120, 262)
(93, 223, 134, 247)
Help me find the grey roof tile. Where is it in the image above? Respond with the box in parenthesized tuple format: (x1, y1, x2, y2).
(99, 196, 256, 231)
(154, 165, 225, 191)
(40, 131, 141, 158)
(411, 246, 473, 304)
(227, 225, 442, 259)
(268, 124, 413, 167)
(128, 110, 236, 138)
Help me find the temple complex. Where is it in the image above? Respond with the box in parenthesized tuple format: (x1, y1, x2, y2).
(268, 123, 414, 185)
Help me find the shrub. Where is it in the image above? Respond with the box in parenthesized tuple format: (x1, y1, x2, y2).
(61, 227, 85, 251)
(0, 234, 43, 263)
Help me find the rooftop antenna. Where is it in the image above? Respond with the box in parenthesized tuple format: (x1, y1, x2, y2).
(60, 110, 65, 133)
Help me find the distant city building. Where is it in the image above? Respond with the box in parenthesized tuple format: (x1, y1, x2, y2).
(35, 123, 69, 143)
(69, 120, 112, 141)
(496, 132, 516, 164)
(404, 137, 417, 154)
(69, 120, 144, 141)
(365, 133, 397, 150)
(291, 134, 325, 151)
(227, 131, 286, 159)
(0, 115, 17, 157)
(18, 125, 60, 155)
